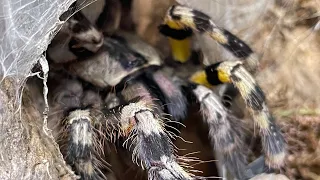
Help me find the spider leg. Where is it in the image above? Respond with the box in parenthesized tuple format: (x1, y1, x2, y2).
(50, 77, 108, 179)
(151, 65, 249, 178)
(159, 4, 260, 112)
(159, 5, 259, 73)
(163, 5, 286, 167)
(63, 109, 106, 180)
(63, 96, 111, 179)
(182, 81, 248, 179)
(190, 60, 286, 168)
(141, 68, 188, 122)
(102, 82, 193, 180)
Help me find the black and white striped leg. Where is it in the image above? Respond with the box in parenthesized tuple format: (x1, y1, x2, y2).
(63, 109, 106, 180)
(196, 61, 286, 168)
(104, 82, 193, 180)
(188, 84, 248, 179)
(162, 5, 260, 72)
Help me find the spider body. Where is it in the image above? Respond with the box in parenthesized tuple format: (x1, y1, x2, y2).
(45, 3, 286, 180)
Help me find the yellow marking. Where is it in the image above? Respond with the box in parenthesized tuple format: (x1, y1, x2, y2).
(164, 17, 193, 63)
(233, 71, 271, 131)
(169, 37, 191, 63)
(190, 71, 213, 88)
(166, 20, 183, 30)
(266, 151, 285, 168)
(233, 81, 251, 101)
(217, 69, 231, 83)
(180, 16, 196, 29)
(254, 111, 270, 131)
(165, 14, 195, 31)
(235, 77, 270, 130)
(209, 32, 228, 44)
(166, 6, 229, 45)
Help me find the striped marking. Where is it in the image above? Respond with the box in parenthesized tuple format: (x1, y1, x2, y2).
(104, 94, 192, 179)
(191, 61, 286, 168)
(65, 109, 105, 179)
(162, 5, 258, 71)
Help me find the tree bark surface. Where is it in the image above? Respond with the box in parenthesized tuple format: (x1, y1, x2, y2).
(0, 78, 76, 180)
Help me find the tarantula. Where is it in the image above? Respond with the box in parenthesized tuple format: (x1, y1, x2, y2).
(43, 1, 286, 180)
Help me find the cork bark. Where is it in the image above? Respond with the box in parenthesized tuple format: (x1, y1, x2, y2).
(0, 78, 76, 180)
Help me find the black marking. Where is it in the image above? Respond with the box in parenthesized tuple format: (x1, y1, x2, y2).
(222, 84, 239, 108)
(59, 2, 77, 21)
(201, 92, 211, 103)
(127, 71, 167, 109)
(137, 72, 185, 132)
(67, 143, 91, 163)
(139, 132, 173, 166)
(190, 50, 202, 65)
(158, 24, 193, 40)
(71, 11, 92, 33)
(186, 82, 198, 90)
(104, 37, 148, 70)
(149, 71, 188, 121)
(230, 74, 242, 82)
(230, 64, 242, 74)
(263, 119, 286, 156)
(109, 34, 128, 44)
(178, 83, 198, 106)
(96, 0, 121, 35)
(134, 109, 151, 119)
(192, 9, 212, 33)
(114, 65, 162, 93)
(164, 56, 184, 67)
(246, 85, 266, 111)
(229, 63, 242, 82)
(222, 30, 253, 58)
(169, 6, 181, 20)
(66, 118, 93, 164)
(68, 38, 95, 58)
(95, 0, 109, 30)
(204, 62, 224, 85)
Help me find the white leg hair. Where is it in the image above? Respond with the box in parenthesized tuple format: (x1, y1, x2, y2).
(191, 85, 248, 179)
(63, 109, 107, 180)
(103, 82, 193, 180)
